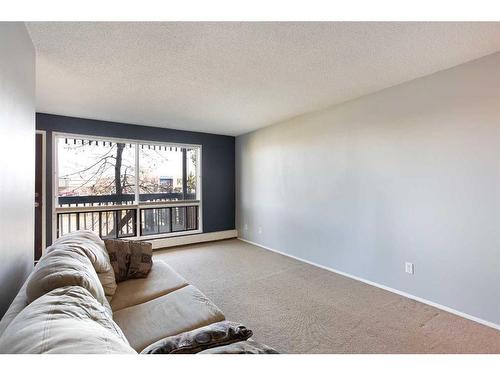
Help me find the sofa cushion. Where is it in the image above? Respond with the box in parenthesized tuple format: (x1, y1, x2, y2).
(111, 260, 187, 311)
(113, 285, 225, 352)
(0, 286, 135, 354)
(50, 230, 117, 299)
(26, 247, 107, 307)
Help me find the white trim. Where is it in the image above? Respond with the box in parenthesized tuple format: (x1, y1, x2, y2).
(238, 237, 500, 332)
(35, 130, 47, 254)
(151, 229, 237, 249)
(140, 228, 202, 241)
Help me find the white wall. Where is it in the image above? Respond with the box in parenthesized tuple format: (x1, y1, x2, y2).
(0, 23, 36, 317)
(236, 52, 500, 327)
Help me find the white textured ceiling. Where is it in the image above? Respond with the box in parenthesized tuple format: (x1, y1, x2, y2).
(27, 22, 500, 136)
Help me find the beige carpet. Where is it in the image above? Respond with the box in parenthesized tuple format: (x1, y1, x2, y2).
(154, 239, 500, 354)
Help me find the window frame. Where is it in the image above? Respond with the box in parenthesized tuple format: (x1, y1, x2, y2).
(52, 131, 203, 241)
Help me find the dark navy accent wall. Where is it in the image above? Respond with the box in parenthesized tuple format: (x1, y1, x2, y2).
(36, 113, 235, 245)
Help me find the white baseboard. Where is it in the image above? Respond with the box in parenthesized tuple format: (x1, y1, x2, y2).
(151, 230, 238, 249)
(238, 237, 500, 332)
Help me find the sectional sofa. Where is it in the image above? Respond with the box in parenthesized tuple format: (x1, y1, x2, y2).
(0, 231, 270, 354)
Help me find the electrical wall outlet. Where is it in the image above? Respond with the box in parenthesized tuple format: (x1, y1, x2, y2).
(405, 262, 414, 275)
(244, 224, 248, 232)
(258, 226, 262, 234)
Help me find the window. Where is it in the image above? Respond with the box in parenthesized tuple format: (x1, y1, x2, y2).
(57, 138, 136, 206)
(55, 134, 201, 240)
(138, 144, 199, 202)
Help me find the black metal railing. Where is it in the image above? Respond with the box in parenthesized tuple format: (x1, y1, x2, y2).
(57, 209, 137, 239)
(58, 193, 197, 207)
(57, 204, 199, 239)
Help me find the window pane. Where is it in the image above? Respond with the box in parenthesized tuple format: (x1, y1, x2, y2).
(79, 212, 100, 236)
(186, 206, 198, 230)
(138, 145, 183, 202)
(141, 209, 156, 235)
(138, 144, 200, 202)
(172, 207, 186, 232)
(117, 209, 136, 238)
(57, 137, 136, 207)
(58, 213, 78, 237)
(140, 208, 171, 235)
(158, 208, 171, 233)
(100, 211, 115, 239)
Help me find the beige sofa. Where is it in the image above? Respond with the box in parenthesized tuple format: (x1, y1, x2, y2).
(0, 230, 226, 354)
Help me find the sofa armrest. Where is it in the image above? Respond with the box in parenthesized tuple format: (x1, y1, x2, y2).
(140, 320, 252, 354)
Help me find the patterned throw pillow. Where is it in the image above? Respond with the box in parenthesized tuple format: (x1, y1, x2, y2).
(104, 239, 152, 282)
(127, 241, 153, 279)
(141, 321, 253, 354)
(103, 239, 130, 283)
(198, 340, 279, 354)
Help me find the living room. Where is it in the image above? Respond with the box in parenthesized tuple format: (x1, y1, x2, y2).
(1, 1, 499, 373)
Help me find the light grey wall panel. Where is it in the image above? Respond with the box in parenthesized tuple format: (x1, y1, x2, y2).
(0, 23, 36, 317)
(236, 52, 500, 326)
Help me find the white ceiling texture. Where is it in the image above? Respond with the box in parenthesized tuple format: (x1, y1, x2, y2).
(27, 22, 500, 136)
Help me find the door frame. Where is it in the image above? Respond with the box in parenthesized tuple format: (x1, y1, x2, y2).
(36, 130, 47, 255)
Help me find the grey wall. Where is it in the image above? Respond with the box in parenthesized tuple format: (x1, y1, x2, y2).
(0, 23, 36, 317)
(236, 52, 500, 326)
(36, 113, 235, 245)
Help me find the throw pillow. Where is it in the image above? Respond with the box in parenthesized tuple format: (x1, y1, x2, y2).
(198, 340, 279, 354)
(141, 321, 253, 354)
(104, 239, 153, 282)
(127, 240, 153, 279)
(104, 239, 130, 283)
